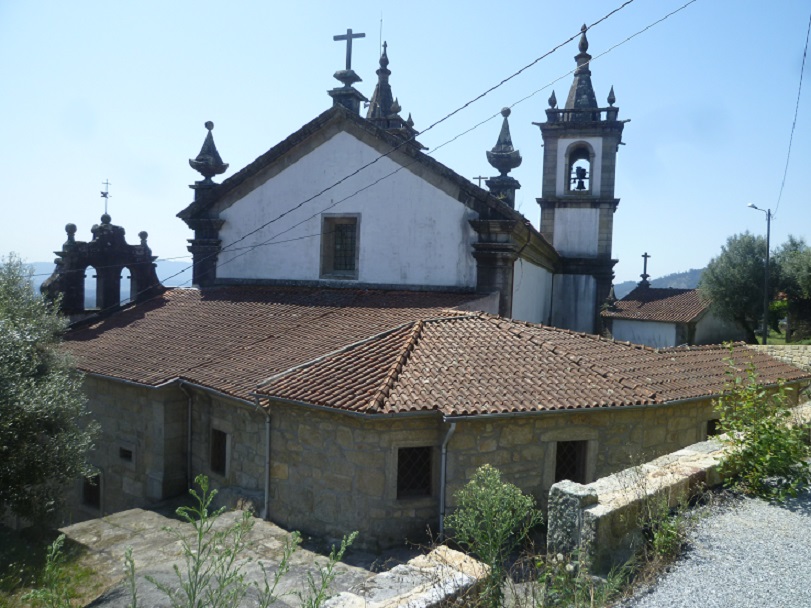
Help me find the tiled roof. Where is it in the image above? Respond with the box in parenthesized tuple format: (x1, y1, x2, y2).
(68, 287, 810, 416)
(65, 286, 472, 400)
(256, 313, 811, 416)
(601, 286, 709, 323)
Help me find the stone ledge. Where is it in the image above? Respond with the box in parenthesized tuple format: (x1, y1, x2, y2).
(548, 401, 811, 575)
(324, 546, 488, 608)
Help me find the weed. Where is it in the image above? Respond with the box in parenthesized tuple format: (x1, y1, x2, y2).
(716, 358, 811, 500)
(296, 531, 357, 608)
(445, 464, 542, 608)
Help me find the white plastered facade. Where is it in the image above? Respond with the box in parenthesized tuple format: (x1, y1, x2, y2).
(216, 131, 479, 289)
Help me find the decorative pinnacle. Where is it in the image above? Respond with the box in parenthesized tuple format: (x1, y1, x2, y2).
(486, 107, 522, 176)
(548, 90, 557, 109)
(380, 41, 389, 69)
(189, 121, 229, 185)
(578, 24, 589, 53)
(607, 85, 616, 107)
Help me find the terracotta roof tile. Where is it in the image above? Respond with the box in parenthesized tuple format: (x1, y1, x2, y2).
(256, 313, 810, 416)
(602, 286, 709, 323)
(68, 287, 811, 416)
(65, 286, 471, 400)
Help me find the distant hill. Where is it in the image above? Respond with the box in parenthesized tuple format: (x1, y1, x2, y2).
(29, 260, 194, 307)
(614, 268, 704, 299)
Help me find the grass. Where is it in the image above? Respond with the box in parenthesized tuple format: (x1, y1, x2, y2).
(0, 526, 102, 608)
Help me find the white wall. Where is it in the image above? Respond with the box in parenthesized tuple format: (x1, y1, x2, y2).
(551, 274, 596, 333)
(552, 208, 599, 256)
(694, 312, 747, 344)
(611, 319, 677, 348)
(216, 131, 478, 288)
(511, 259, 553, 324)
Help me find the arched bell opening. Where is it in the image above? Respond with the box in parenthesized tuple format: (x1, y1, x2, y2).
(565, 144, 594, 194)
(84, 265, 98, 310)
(121, 266, 134, 306)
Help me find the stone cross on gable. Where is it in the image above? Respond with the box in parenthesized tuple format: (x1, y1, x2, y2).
(472, 176, 488, 187)
(640, 252, 651, 286)
(333, 28, 365, 71)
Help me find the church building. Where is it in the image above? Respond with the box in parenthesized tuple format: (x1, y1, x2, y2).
(44, 27, 810, 549)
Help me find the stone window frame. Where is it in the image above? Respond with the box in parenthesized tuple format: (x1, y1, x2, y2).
(540, 428, 598, 493)
(210, 427, 231, 478)
(320, 213, 361, 280)
(564, 141, 596, 195)
(392, 442, 438, 503)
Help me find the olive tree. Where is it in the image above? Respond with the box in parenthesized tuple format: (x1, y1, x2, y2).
(0, 255, 97, 521)
(699, 232, 776, 343)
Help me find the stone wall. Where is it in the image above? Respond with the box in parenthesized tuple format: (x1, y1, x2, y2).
(267, 403, 444, 551)
(445, 400, 715, 510)
(748, 344, 811, 372)
(65, 376, 187, 522)
(547, 401, 811, 574)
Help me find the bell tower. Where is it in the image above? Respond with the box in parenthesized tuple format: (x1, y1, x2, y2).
(535, 25, 626, 333)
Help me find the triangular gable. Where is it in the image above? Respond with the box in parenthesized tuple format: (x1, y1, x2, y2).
(178, 104, 532, 226)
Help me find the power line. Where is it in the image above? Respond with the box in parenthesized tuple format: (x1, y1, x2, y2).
(76, 0, 698, 315)
(774, 9, 811, 219)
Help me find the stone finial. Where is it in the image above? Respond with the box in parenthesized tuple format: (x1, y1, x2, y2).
(101, 213, 111, 225)
(485, 108, 522, 208)
(565, 23, 598, 111)
(189, 121, 229, 185)
(607, 86, 616, 107)
(65, 223, 77, 244)
(138, 231, 148, 245)
(486, 108, 522, 177)
(578, 24, 589, 53)
(548, 90, 557, 109)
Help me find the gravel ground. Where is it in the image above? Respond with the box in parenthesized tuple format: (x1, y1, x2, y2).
(623, 488, 811, 608)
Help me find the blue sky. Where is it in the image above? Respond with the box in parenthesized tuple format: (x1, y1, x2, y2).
(1, 0, 809, 284)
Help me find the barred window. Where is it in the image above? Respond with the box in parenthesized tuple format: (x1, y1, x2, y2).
(321, 216, 359, 279)
(554, 440, 588, 484)
(397, 447, 432, 499)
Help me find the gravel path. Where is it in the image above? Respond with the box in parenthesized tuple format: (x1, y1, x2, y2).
(624, 489, 811, 608)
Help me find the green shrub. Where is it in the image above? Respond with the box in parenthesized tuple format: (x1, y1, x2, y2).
(446, 464, 541, 607)
(715, 361, 811, 500)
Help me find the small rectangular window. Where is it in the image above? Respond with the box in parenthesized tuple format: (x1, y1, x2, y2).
(119, 447, 133, 462)
(321, 216, 359, 279)
(83, 473, 101, 509)
(397, 447, 432, 499)
(211, 429, 228, 476)
(555, 441, 588, 484)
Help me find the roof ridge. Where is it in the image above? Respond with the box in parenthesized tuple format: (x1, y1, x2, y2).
(255, 320, 416, 389)
(365, 320, 424, 413)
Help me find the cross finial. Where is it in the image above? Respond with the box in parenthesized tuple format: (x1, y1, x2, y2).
(640, 252, 651, 287)
(100, 179, 111, 215)
(472, 176, 488, 187)
(333, 28, 366, 71)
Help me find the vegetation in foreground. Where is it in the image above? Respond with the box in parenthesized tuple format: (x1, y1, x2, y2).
(715, 358, 811, 500)
(0, 255, 98, 522)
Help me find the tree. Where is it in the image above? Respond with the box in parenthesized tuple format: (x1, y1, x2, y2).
(773, 236, 811, 340)
(0, 255, 97, 521)
(699, 232, 776, 343)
